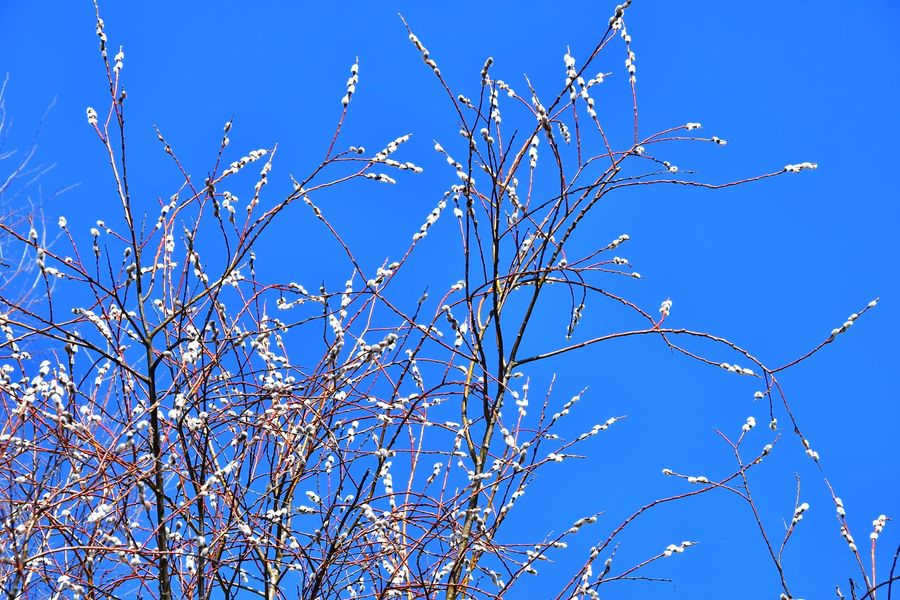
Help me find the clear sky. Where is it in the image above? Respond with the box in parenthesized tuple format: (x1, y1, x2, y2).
(1, 1, 898, 598)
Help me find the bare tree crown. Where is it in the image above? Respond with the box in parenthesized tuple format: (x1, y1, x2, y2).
(0, 3, 892, 600)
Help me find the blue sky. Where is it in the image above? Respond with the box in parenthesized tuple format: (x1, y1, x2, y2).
(1, 1, 898, 598)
